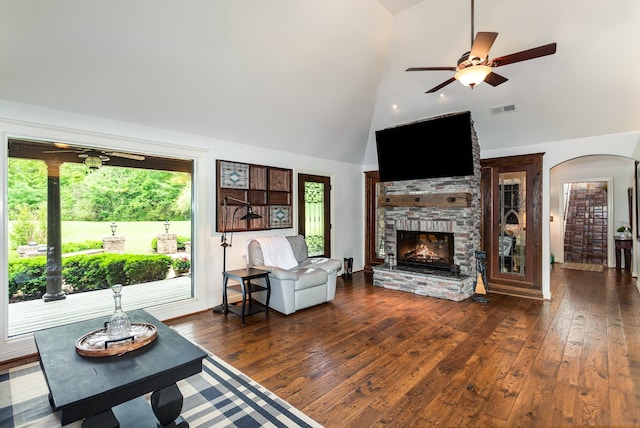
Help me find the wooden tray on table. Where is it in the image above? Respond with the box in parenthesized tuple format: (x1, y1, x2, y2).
(75, 322, 157, 357)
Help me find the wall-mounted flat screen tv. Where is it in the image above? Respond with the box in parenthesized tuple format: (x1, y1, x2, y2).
(375, 111, 475, 182)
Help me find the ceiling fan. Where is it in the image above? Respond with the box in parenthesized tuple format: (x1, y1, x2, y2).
(406, 0, 557, 93)
(43, 144, 146, 170)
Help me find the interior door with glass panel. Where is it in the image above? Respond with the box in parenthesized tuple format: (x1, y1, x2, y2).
(297, 174, 331, 257)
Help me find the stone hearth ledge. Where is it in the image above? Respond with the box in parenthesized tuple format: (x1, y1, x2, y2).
(373, 265, 475, 302)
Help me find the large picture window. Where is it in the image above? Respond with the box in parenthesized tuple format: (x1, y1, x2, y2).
(6, 139, 194, 337)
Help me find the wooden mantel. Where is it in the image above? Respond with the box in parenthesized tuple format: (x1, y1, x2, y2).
(377, 192, 471, 208)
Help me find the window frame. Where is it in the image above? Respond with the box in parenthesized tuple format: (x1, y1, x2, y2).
(1, 121, 213, 361)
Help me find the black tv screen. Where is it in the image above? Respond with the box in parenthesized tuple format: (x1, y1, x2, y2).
(375, 111, 475, 182)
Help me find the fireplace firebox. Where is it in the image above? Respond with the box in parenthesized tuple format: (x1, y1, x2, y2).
(396, 230, 455, 272)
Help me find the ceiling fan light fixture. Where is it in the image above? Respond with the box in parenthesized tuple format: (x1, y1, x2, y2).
(455, 65, 491, 88)
(84, 155, 103, 170)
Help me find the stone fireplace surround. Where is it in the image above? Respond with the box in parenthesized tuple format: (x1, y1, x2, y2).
(372, 116, 482, 301)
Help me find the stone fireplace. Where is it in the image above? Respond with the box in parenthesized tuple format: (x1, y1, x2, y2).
(372, 116, 482, 301)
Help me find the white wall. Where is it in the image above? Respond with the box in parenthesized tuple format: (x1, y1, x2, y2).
(0, 100, 365, 360)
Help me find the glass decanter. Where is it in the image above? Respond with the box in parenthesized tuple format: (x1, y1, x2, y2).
(106, 284, 131, 339)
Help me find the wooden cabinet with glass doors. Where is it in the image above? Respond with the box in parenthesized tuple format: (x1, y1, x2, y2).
(365, 171, 385, 273)
(480, 153, 543, 298)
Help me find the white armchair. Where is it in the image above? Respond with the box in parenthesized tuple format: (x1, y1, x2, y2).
(246, 235, 342, 315)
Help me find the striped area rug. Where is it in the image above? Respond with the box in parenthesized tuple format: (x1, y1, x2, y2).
(561, 262, 605, 272)
(0, 348, 322, 427)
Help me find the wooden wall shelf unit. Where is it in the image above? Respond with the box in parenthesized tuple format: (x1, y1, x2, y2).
(216, 160, 293, 232)
(377, 192, 471, 208)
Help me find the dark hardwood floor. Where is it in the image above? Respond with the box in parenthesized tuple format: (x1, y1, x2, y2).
(3, 265, 639, 426)
(163, 265, 640, 427)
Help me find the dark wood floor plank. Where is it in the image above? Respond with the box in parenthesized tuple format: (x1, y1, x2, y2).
(481, 299, 550, 421)
(576, 341, 610, 426)
(366, 327, 469, 414)
(550, 355, 582, 426)
(609, 389, 640, 427)
(181, 267, 640, 427)
(274, 316, 429, 411)
(450, 299, 531, 421)
(603, 271, 640, 426)
(6, 264, 640, 427)
(504, 284, 575, 427)
(548, 280, 589, 426)
(523, 278, 580, 419)
(572, 272, 611, 426)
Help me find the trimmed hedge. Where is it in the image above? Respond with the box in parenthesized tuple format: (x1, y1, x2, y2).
(61, 240, 103, 253)
(9, 253, 173, 300)
(8, 255, 47, 299)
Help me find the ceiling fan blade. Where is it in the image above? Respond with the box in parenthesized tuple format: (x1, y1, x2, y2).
(489, 42, 557, 68)
(469, 32, 498, 61)
(484, 72, 508, 87)
(406, 66, 456, 72)
(105, 151, 146, 161)
(426, 77, 457, 93)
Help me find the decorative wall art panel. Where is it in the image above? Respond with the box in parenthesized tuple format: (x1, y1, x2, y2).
(216, 160, 293, 233)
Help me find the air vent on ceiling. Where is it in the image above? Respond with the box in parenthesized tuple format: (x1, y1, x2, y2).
(490, 104, 517, 116)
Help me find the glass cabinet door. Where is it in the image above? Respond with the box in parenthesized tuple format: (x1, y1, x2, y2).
(498, 171, 526, 276)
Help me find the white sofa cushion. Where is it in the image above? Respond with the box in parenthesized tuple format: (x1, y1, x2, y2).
(292, 266, 328, 290)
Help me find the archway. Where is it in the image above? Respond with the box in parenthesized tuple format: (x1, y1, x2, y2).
(549, 155, 636, 274)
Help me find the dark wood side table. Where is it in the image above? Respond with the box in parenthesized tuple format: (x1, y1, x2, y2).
(615, 238, 632, 273)
(223, 267, 271, 324)
(33, 309, 206, 427)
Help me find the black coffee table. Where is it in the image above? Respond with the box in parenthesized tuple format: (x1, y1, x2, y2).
(34, 309, 207, 427)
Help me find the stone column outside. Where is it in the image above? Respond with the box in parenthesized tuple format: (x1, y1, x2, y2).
(103, 236, 126, 253)
(157, 234, 178, 254)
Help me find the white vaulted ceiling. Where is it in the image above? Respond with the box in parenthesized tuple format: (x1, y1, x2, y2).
(1, 0, 638, 164)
